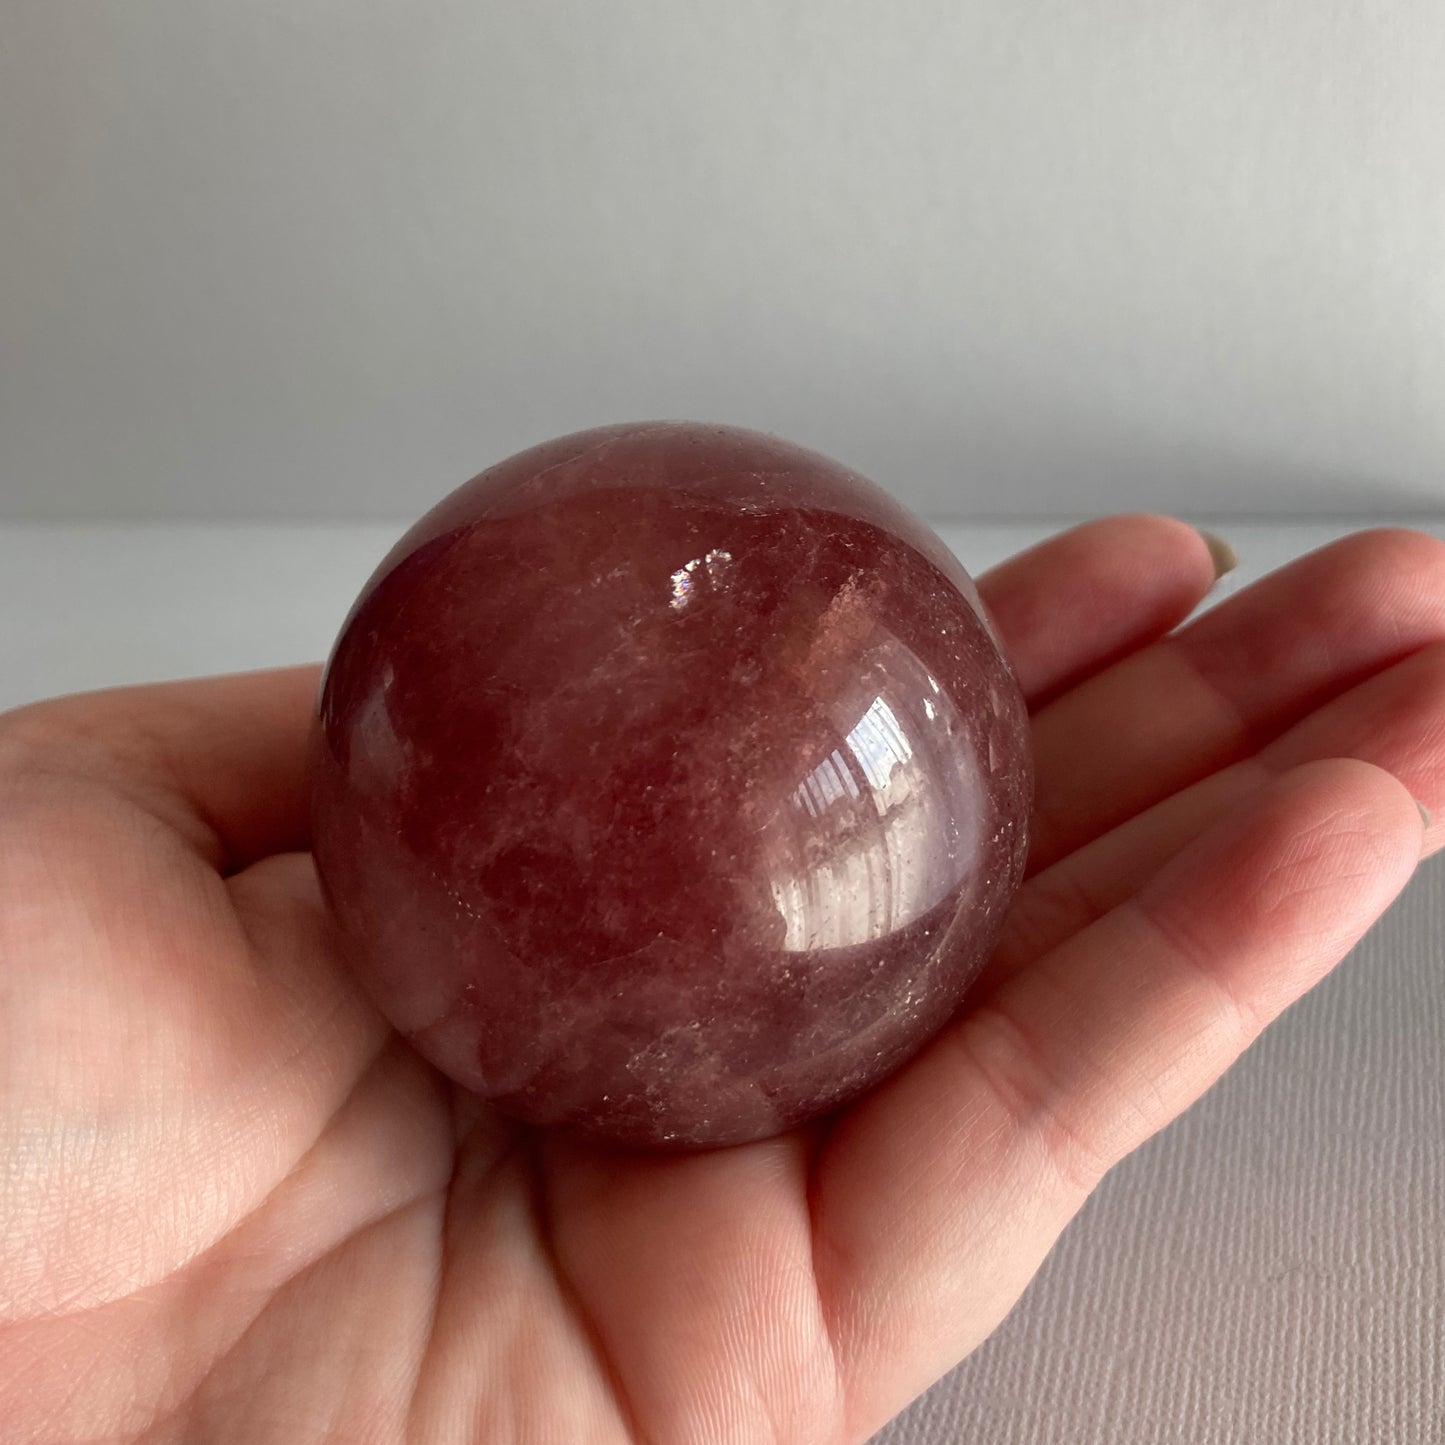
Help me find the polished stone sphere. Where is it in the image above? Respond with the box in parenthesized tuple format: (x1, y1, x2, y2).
(309, 422, 1032, 1148)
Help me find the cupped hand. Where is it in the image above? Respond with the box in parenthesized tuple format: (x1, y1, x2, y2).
(2, 519, 1441, 1445)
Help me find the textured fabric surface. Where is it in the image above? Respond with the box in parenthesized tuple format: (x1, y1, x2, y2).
(2, 519, 1441, 1443)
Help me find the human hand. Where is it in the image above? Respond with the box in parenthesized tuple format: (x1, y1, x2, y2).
(1, 517, 1440, 1444)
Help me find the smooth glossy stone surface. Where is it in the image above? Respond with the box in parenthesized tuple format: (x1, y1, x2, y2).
(310, 422, 1032, 1147)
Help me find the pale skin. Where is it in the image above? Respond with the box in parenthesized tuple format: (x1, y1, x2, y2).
(1, 516, 1442, 1444)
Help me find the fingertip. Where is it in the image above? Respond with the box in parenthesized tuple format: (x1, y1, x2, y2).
(1271, 753, 1424, 818)
(1258, 756, 1428, 891)
(977, 512, 1222, 705)
(1071, 512, 1221, 582)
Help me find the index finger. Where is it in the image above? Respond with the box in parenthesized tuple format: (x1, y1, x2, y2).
(974, 512, 1225, 704)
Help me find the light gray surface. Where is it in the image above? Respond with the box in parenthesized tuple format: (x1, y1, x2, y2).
(1, 518, 1441, 1443)
(5, 2, 1445, 522)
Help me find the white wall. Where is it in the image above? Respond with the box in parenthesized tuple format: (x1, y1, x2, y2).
(3, 1, 1444, 521)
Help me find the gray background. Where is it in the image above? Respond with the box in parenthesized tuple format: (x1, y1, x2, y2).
(4, 1, 1445, 521)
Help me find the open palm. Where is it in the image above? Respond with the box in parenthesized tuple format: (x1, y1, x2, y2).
(3, 516, 1441, 1445)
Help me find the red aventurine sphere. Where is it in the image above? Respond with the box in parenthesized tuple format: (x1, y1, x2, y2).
(309, 422, 1032, 1148)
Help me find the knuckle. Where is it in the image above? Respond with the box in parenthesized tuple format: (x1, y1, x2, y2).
(955, 1002, 1110, 1199)
(1402, 637, 1445, 692)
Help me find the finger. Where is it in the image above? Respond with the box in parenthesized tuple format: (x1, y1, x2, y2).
(0, 665, 322, 871)
(985, 640, 1445, 989)
(810, 758, 1423, 1432)
(974, 514, 1225, 705)
(1027, 527, 1445, 873)
(961, 756, 1422, 1188)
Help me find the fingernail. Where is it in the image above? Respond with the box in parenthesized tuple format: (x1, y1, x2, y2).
(1416, 798, 1432, 829)
(1198, 529, 1238, 579)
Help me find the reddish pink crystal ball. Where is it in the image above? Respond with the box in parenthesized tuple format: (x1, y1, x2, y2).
(310, 422, 1032, 1148)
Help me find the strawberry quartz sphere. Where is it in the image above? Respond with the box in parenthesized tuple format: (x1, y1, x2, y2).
(309, 422, 1032, 1148)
